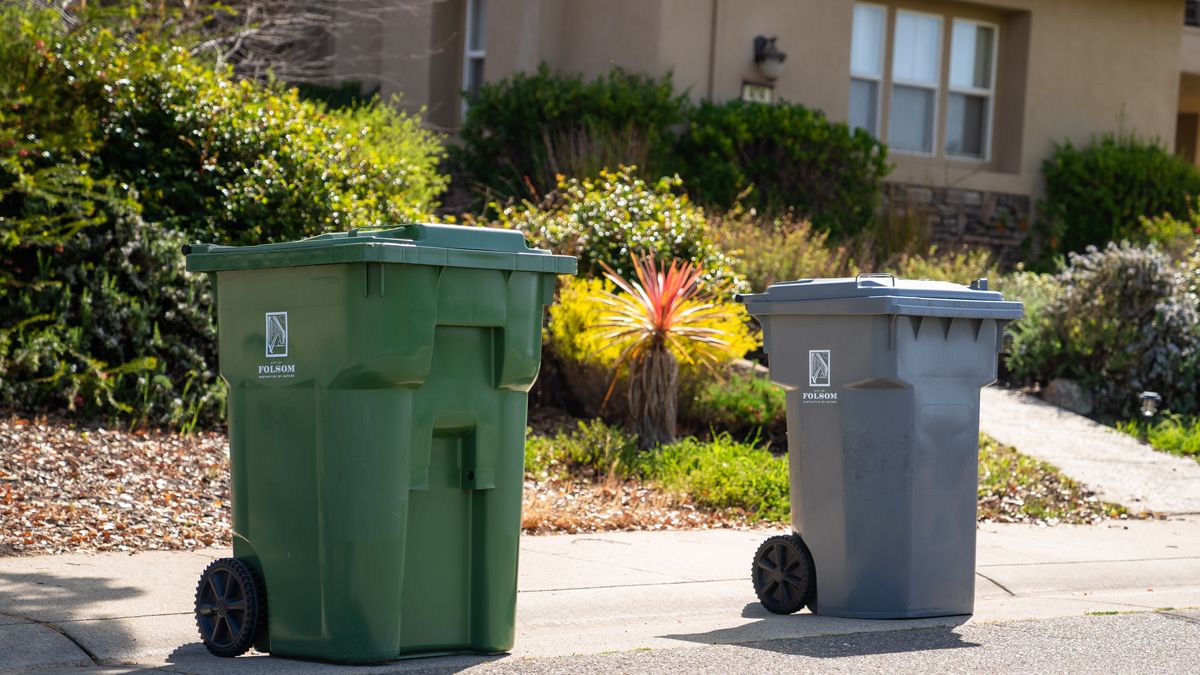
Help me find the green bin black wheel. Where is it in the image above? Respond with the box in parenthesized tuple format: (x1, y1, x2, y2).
(195, 558, 266, 657)
(751, 533, 816, 615)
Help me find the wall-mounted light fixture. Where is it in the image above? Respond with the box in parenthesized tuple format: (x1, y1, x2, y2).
(754, 36, 787, 81)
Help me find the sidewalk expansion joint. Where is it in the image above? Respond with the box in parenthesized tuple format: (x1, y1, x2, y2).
(0, 610, 100, 666)
(975, 572, 1017, 597)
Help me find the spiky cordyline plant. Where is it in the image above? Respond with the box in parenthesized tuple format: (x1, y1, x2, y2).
(595, 253, 735, 449)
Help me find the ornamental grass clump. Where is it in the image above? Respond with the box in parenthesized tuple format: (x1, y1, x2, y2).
(590, 253, 754, 448)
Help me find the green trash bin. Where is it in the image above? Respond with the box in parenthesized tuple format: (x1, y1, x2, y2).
(184, 224, 575, 664)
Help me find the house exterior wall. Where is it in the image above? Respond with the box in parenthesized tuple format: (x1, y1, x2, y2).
(329, 0, 1184, 207)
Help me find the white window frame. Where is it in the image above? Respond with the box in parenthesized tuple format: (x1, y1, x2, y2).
(849, 2, 888, 137)
(944, 18, 999, 162)
(887, 9, 943, 158)
(462, 0, 486, 117)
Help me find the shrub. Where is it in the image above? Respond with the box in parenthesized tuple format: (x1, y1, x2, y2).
(496, 167, 743, 289)
(994, 269, 1061, 330)
(710, 215, 853, 291)
(525, 419, 639, 481)
(1041, 132, 1200, 256)
(0, 3, 447, 425)
(682, 370, 786, 444)
(452, 65, 686, 201)
(102, 60, 446, 244)
(1006, 243, 1200, 419)
(670, 99, 889, 236)
(879, 245, 997, 284)
(0, 206, 222, 428)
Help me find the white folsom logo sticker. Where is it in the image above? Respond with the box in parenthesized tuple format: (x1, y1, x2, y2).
(258, 363, 296, 378)
(265, 312, 288, 358)
(809, 349, 831, 387)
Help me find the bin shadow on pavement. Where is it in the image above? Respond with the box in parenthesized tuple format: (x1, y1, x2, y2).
(663, 603, 978, 659)
(0, 569, 144, 662)
(164, 642, 505, 674)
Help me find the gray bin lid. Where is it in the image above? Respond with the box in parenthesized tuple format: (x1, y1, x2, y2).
(737, 274, 1023, 320)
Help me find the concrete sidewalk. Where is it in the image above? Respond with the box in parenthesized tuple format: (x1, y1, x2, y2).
(980, 386, 1200, 515)
(2, 517, 1198, 673)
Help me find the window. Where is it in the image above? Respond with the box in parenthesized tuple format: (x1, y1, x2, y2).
(462, 0, 486, 112)
(889, 11, 942, 154)
(849, 4, 886, 135)
(946, 20, 996, 158)
(849, 4, 999, 162)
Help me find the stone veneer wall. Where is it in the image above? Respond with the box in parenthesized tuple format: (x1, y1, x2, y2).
(880, 183, 1033, 266)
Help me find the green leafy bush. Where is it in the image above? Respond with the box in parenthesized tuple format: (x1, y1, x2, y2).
(496, 167, 743, 288)
(102, 60, 445, 244)
(452, 65, 685, 201)
(0, 3, 447, 426)
(670, 99, 889, 236)
(0, 207, 221, 428)
(711, 215, 853, 291)
(1006, 243, 1200, 419)
(880, 246, 997, 284)
(1041, 132, 1200, 256)
(682, 371, 786, 444)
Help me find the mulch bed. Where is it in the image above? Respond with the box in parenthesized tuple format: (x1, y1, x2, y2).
(0, 415, 230, 556)
(0, 413, 755, 556)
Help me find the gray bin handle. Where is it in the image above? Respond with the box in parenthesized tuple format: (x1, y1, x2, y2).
(855, 272, 895, 286)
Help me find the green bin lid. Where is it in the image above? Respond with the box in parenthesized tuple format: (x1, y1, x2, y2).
(184, 223, 577, 275)
(738, 274, 1023, 320)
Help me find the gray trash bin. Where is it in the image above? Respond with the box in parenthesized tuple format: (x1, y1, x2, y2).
(737, 274, 1023, 619)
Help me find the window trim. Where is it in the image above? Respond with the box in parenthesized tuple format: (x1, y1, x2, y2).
(462, 0, 486, 117)
(887, 8, 943, 158)
(850, 2, 888, 137)
(944, 17, 999, 162)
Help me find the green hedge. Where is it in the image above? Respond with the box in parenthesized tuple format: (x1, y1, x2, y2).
(454, 66, 890, 236)
(452, 65, 685, 202)
(1041, 133, 1200, 256)
(1, 4, 447, 426)
(670, 99, 889, 236)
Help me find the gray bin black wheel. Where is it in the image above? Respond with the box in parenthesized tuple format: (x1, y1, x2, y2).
(751, 533, 816, 615)
(195, 558, 266, 657)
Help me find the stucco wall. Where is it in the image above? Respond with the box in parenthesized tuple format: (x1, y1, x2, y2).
(329, 0, 1184, 199)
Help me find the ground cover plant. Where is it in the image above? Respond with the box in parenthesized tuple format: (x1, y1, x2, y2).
(1115, 415, 1200, 464)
